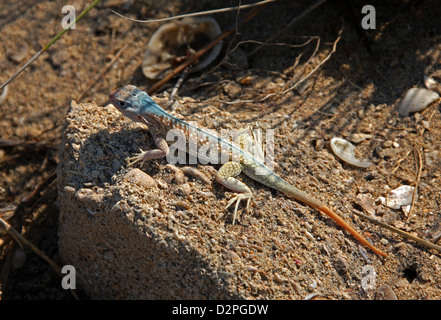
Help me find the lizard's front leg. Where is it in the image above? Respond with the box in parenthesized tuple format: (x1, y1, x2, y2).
(128, 134, 169, 165)
(216, 161, 253, 225)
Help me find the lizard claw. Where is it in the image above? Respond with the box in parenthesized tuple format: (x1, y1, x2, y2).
(127, 149, 147, 166)
(225, 193, 252, 225)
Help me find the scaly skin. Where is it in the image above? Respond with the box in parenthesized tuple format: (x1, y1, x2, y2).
(109, 85, 386, 257)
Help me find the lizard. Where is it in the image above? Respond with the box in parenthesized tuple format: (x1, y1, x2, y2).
(109, 84, 387, 257)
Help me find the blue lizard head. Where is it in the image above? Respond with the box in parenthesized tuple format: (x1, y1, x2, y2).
(109, 85, 164, 123)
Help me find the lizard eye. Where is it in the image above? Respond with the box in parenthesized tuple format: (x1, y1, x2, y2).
(118, 101, 127, 108)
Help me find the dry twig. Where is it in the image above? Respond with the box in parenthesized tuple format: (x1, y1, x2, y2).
(391, 149, 412, 174)
(213, 28, 342, 105)
(352, 210, 441, 255)
(0, 217, 62, 276)
(406, 147, 423, 222)
(21, 171, 57, 208)
(0, 139, 49, 149)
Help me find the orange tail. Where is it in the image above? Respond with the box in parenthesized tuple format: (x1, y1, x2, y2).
(317, 204, 387, 257)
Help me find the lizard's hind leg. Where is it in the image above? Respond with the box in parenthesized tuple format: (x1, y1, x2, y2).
(216, 161, 252, 225)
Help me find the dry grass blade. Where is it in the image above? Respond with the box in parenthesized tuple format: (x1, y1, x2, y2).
(406, 147, 423, 222)
(112, 0, 279, 23)
(352, 210, 441, 255)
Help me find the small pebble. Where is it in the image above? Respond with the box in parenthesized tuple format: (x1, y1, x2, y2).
(424, 75, 437, 89)
(375, 284, 398, 300)
(181, 167, 211, 185)
(356, 193, 376, 215)
(274, 273, 286, 283)
(335, 254, 349, 272)
(165, 164, 186, 184)
(236, 74, 256, 85)
(223, 249, 241, 262)
(63, 186, 76, 195)
(173, 230, 186, 241)
(173, 200, 191, 210)
(197, 190, 216, 198)
(304, 293, 319, 300)
(223, 82, 242, 98)
(75, 188, 97, 202)
(175, 183, 192, 197)
(382, 185, 417, 209)
(7, 44, 28, 63)
(245, 265, 260, 273)
(315, 139, 325, 151)
(425, 150, 439, 166)
(124, 168, 157, 189)
(308, 280, 317, 289)
(348, 133, 372, 144)
(421, 120, 430, 129)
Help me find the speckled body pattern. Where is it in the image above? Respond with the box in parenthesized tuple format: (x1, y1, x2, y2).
(109, 85, 386, 257)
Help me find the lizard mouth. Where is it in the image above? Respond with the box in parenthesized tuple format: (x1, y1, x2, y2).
(108, 89, 120, 107)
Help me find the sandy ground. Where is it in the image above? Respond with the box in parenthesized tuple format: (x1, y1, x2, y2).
(0, 0, 440, 299)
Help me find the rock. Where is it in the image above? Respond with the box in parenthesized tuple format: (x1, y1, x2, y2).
(7, 44, 28, 64)
(335, 254, 349, 272)
(356, 193, 376, 215)
(57, 102, 239, 299)
(375, 284, 398, 300)
(124, 168, 157, 189)
(348, 133, 372, 144)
